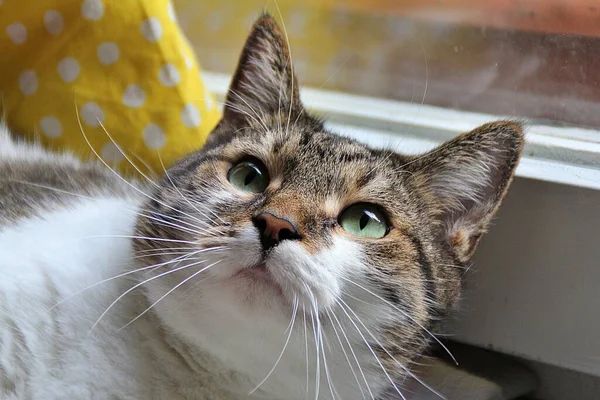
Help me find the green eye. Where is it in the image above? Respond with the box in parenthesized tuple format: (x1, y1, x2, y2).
(339, 203, 389, 238)
(228, 161, 269, 193)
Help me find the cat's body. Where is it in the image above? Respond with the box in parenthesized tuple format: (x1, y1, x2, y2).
(0, 130, 353, 400)
(0, 132, 178, 399)
(0, 15, 523, 400)
(0, 128, 384, 400)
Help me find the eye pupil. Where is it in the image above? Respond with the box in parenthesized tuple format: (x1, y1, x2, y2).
(359, 213, 369, 230)
(244, 169, 257, 186)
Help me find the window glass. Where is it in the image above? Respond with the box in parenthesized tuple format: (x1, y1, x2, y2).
(175, 0, 600, 130)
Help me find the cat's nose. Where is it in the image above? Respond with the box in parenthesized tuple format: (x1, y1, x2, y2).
(252, 211, 300, 250)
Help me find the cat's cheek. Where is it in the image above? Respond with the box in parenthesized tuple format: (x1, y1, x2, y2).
(202, 188, 240, 209)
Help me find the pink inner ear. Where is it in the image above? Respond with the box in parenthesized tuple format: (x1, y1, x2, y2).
(442, 186, 503, 261)
(449, 227, 483, 262)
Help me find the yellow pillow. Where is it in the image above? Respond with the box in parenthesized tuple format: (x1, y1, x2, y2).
(1, 0, 221, 175)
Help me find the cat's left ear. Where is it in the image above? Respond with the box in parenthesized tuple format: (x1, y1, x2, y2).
(222, 13, 302, 128)
(408, 121, 524, 262)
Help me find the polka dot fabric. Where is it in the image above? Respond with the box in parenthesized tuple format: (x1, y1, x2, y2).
(0, 0, 221, 175)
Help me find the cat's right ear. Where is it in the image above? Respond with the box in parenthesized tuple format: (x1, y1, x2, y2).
(221, 14, 303, 129)
(407, 121, 524, 263)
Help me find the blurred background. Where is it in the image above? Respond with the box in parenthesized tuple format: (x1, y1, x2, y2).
(175, 0, 600, 130)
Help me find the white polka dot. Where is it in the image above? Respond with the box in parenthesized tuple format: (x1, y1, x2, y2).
(97, 42, 119, 65)
(143, 123, 167, 150)
(101, 142, 124, 164)
(57, 57, 80, 83)
(204, 90, 214, 110)
(18, 70, 37, 95)
(184, 55, 193, 70)
(43, 10, 64, 35)
(40, 116, 62, 138)
(81, 102, 104, 127)
(81, 0, 104, 21)
(122, 84, 145, 108)
(6, 23, 27, 44)
(157, 64, 180, 87)
(167, 2, 176, 21)
(181, 103, 201, 128)
(140, 17, 162, 42)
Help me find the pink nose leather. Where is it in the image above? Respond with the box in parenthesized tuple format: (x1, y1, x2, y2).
(253, 211, 300, 250)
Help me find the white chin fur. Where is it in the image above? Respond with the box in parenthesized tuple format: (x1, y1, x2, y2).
(169, 222, 367, 310)
(267, 236, 364, 309)
(145, 228, 390, 399)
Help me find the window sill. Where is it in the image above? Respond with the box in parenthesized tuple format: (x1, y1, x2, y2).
(204, 71, 600, 191)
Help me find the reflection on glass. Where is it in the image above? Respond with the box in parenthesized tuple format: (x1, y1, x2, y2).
(175, 0, 600, 129)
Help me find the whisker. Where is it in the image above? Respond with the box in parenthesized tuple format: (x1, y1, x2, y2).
(134, 246, 205, 255)
(7, 178, 211, 237)
(340, 277, 457, 365)
(87, 256, 212, 334)
(140, 211, 211, 236)
(330, 309, 375, 400)
(248, 295, 299, 395)
(277, 74, 283, 136)
(51, 247, 224, 310)
(309, 308, 321, 400)
(133, 247, 200, 256)
(74, 105, 213, 228)
(336, 298, 407, 400)
(405, 42, 429, 137)
(118, 259, 222, 331)
(131, 247, 227, 261)
(306, 290, 321, 400)
(157, 152, 227, 226)
(131, 251, 198, 260)
(130, 150, 159, 179)
(320, 53, 353, 89)
(325, 308, 367, 400)
(214, 99, 269, 134)
(141, 206, 220, 235)
(303, 306, 310, 400)
(79, 234, 197, 245)
(273, 1, 295, 137)
(97, 119, 160, 189)
(338, 298, 446, 400)
(228, 89, 270, 134)
(319, 310, 339, 400)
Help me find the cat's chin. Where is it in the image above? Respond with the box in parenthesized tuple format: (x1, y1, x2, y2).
(229, 263, 284, 298)
(226, 263, 285, 303)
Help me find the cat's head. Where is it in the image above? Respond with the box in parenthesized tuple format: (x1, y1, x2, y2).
(135, 14, 523, 398)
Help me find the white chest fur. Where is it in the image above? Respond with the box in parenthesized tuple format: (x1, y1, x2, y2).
(0, 197, 363, 400)
(0, 197, 209, 399)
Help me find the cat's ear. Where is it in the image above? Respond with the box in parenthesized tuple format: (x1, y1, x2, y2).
(223, 14, 302, 128)
(408, 121, 524, 262)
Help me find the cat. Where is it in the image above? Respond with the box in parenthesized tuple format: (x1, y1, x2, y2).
(0, 14, 523, 400)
